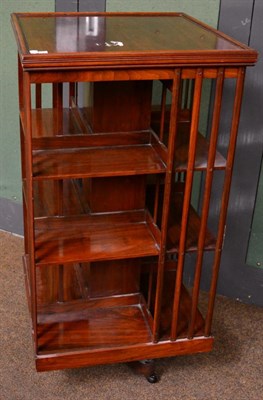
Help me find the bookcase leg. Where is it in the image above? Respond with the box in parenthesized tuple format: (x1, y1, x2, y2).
(129, 359, 158, 383)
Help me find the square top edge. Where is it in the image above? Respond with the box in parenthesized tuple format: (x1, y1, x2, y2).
(11, 12, 258, 69)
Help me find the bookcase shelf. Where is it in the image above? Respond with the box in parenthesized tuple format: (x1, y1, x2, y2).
(32, 143, 166, 180)
(34, 211, 160, 266)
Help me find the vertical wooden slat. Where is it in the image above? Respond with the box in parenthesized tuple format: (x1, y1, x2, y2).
(188, 68, 225, 338)
(205, 67, 246, 336)
(57, 179, 64, 302)
(58, 264, 64, 302)
(182, 79, 190, 109)
(147, 267, 154, 310)
(153, 178, 160, 225)
(52, 82, 63, 109)
(55, 179, 64, 215)
(188, 79, 195, 110)
(53, 82, 63, 135)
(23, 71, 38, 353)
(153, 69, 181, 342)
(170, 68, 203, 341)
(20, 119, 28, 254)
(18, 55, 28, 252)
(182, 79, 195, 111)
(18, 54, 24, 110)
(35, 84, 42, 108)
(52, 82, 64, 302)
(19, 133, 28, 261)
(159, 84, 167, 141)
(153, 84, 167, 224)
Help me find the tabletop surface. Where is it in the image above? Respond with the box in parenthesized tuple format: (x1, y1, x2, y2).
(11, 12, 258, 69)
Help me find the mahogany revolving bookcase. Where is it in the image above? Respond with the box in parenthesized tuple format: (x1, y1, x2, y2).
(11, 12, 257, 382)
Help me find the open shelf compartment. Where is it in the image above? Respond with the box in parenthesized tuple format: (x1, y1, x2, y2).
(151, 109, 226, 172)
(24, 256, 208, 363)
(146, 183, 217, 253)
(37, 293, 153, 353)
(174, 122, 226, 171)
(32, 141, 166, 179)
(141, 261, 206, 340)
(167, 192, 216, 253)
(34, 210, 161, 266)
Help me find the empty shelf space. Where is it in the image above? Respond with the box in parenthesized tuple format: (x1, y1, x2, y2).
(33, 179, 85, 217)
(151, 109, 226, 171)
(174, 122, 226, 171)
(167, 193, 216, 253)
(20, 107, 89, 139)
(145, 265, 205, 340)
(146, 184, 216, 253)
(37, 294, 153, 353)
(159, 274, 205, 339)
(34, 210, 160, 266)
(32, 143, 166, 179)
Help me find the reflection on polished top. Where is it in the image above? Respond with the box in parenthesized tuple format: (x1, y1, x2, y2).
(11, 12, 258, 69)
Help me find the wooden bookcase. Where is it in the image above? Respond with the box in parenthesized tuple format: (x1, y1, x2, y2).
(11, 12, 257, 382)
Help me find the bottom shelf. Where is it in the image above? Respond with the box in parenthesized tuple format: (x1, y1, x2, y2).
(23, 256, 213, 372)
(35, 295, 212, 372)
(37, 293, 153, 352)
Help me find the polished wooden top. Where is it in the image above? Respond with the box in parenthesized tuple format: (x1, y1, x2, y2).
(11, 12, 257, 70)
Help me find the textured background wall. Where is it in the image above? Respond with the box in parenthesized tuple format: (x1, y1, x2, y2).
(106, 0, 220, 27)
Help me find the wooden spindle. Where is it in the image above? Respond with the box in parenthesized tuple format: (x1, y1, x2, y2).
(159, 83, 167, 141)
(147, 266, 154, 310)
(188, 79, 195, 110)
(35, 84, 42, 108)
(18, 55, 28, 252)
(153, 69, 181, 342)
(153, 178, 160, 225)
(183, 79, 190, 109)
(205, 67, 246, 336)
(57, 178, 64, 302)
(18, 54, 24, 110)
(23, 71, 38, 353)
(170, 68, 203, 341)
(153, 83, 168, 223)
(52, 82, 63, 109)
(52, 83, 63, 135)
(188, 68, 225, 338)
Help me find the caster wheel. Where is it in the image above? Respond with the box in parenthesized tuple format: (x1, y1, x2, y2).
(147, 373, 158, 384)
